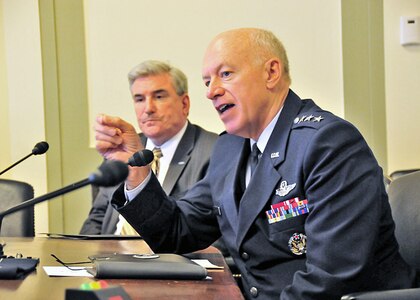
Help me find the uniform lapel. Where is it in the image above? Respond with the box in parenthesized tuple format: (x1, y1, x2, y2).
(222, 139, 250, 233)
(236, 90, 303, 246)
(161, 122, 195, 195)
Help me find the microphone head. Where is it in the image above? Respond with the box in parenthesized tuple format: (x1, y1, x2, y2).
(128, 149, 154, 167)
(32, 141, 49, 155)
(89, 160, 129, 187)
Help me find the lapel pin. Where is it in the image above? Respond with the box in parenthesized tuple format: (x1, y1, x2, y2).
(271, 152, 280, 158)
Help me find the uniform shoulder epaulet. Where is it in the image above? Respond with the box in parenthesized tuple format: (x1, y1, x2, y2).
(292, 113, 329, 129)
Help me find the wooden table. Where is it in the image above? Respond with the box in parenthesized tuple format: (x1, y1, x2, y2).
(0, 237, 244, 300)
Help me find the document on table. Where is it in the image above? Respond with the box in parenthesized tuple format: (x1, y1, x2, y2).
(192, 259, 224, 269)
(43, 266, 94, 277)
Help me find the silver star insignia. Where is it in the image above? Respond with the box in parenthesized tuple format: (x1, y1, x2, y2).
(298, 116, 306, 123)
(304, 115, 314, 122)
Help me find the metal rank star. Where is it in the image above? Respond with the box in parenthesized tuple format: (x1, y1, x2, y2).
(293, 115, 324, 124)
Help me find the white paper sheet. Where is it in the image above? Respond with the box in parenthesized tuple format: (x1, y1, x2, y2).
(43, 266, 94, 277)
(192, 259, 224, 269)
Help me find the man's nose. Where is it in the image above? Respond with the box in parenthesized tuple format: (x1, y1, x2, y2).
(206, 80, 225, 100)
(145, 98, 156, 113)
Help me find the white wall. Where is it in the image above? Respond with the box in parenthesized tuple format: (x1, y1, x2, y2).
(84, 0, 344, 145)
(0, 0, 48, 233)
(384, 0, 420, 174)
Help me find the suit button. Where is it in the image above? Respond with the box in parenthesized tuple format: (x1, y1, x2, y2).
(250, 287, 258, 297)
(241, 252, 249, 260)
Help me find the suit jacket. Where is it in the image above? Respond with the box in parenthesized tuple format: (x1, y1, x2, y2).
(80, 122, 218, 235)
(112, 90, 418, 299)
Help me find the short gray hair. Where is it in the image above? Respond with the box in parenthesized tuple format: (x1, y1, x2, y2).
(128, 60, 188, 95)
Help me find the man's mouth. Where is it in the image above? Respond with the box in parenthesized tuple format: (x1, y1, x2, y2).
(217, 104, 235, 114)
(142, 118, 159, 123)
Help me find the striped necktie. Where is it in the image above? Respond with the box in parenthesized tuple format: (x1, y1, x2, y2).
(151, 147, 163, 177)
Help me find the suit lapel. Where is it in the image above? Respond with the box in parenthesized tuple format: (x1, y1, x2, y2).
(236, 90, 303, 246)
(162, 123, 195, 195)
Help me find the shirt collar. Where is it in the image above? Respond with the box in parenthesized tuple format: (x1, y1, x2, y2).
(145, 121, 188, 155)
(250, 107, 283, 153)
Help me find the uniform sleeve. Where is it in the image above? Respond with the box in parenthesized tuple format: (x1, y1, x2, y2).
(112, 172, 220, 254)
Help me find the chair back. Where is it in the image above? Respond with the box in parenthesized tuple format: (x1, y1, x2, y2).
(341, 171, 420, 299)
(389, 169, 420, 181)
(0, 179, 35, 237)
(388, 170, 420, 270)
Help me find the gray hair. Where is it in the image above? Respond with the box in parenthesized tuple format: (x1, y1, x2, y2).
(128, 60, 188, 95)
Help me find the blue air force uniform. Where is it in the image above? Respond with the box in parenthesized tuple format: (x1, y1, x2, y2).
(112, 90, 417, 299)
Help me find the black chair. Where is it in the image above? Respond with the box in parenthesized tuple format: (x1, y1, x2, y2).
(0, 179, 35, 237)
(342, 171, 420, 299)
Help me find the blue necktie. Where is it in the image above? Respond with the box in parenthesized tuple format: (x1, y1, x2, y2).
(250, 143, 261, 177)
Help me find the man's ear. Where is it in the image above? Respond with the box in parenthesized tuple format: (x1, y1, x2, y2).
(265, 58, 282, 89)
(182, 94, 190, 116)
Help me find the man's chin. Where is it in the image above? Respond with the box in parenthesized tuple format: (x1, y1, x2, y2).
(139, 128, 160, 138)
(224, 126, 243, 138)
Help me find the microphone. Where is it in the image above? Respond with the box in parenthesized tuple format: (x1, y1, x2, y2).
(0, 160, 128, 232)
(89, 160, 129, 186)
(0, 141, 49, 176)
(128, 149, 154, 167)
(31, 141, 49, 155)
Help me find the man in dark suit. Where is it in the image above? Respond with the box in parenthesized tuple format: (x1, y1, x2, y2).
(80, 60, 218, 235)
(94, 29, 418, 299)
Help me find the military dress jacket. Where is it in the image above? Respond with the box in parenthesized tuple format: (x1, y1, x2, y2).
(112, 90, 417, 299)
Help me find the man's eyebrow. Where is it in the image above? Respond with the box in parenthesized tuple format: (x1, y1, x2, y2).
(133, 89, 168, 98)
(202, 64, 224, 80)
(153, 89, 168, 94)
